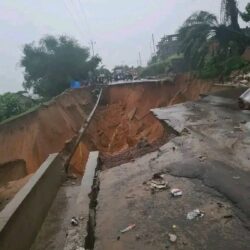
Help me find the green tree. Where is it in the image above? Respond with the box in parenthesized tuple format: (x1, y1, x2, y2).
(97, 66, 112, 78)
(178, 10, 248, 70)
(0, 92, 35, 122)
(21, 35, 101, 98)
(240, 3, 250, 22)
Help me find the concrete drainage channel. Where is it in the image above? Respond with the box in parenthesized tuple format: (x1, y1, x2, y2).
(0, 90, 103, 250)
(64, 151, 100, 250)
(84, 157, 100, 250)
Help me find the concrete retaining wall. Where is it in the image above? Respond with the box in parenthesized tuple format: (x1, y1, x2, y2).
(0, 154, 64, 250)
(0, 89, 103, 250)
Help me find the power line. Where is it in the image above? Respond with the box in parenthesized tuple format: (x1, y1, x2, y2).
(77, 0, 92, 38)
(70, 0, 88, 36)
(63, 0, 86, 42)
(69, 0, 97, 55)
(76, 0, 97, 55)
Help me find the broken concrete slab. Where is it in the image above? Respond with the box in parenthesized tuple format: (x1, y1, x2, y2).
(152, 93, 250, 172)
(0, 153, 64, 250)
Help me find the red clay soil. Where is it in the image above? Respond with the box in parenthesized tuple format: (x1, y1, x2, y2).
(0, 75, 227, 177)
(0, 76, 228, 211)
(0, 88, 94, 176)
(70, 75, 226, 174)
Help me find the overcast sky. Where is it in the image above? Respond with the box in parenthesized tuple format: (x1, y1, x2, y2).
(0, 0, 248, 93)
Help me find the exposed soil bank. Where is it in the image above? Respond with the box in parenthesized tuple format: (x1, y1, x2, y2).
(0, 88, 94, 175)
(71, 75, 226, 173)
(0, 160, 27, 187)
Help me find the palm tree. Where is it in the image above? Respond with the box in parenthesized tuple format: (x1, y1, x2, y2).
(221, 0, 240, 30)
(178, 11, 219, 69)
(240, 3, 250, 23)
(178, 9, 248, 70)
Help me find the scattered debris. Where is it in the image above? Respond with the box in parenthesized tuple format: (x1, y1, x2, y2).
(67, 173, 77, 179)
(239, 88, 250, 110)
(168, 233, 177, 243)
(232, 176, 240, 180)
(71, 216, 79, 226)
(234, 126, 243, 132)
(223, 214, 233, 219)
(145, 173, 169, 191)
(170, 188, 183, 197)
(217, 202, 224, 208)
(240, 79, 248, 85)
(187, 209, 204, 220)
(198, 155, 207, 162)
(181, 128, 190, 135)
(120, 224, 136, 233)
(125, 195, 135, 199)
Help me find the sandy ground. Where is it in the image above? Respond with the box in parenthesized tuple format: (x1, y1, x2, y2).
(94, 90, 250, 250)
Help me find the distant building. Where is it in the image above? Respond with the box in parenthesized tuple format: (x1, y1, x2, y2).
(156, 34, 180, 60)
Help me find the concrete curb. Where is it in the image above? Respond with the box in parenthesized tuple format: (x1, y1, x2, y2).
(0, 153, 64, 250)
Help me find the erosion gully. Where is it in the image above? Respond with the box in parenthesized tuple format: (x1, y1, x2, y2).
(2, 76, 236, 250)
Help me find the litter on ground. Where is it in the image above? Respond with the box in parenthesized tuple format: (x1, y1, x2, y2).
(168, 233, 177, 243)
(144, 173, 169, 191)
(120, 224, 136, 233)
(170, 188, 183, 197)
(187, 209, 205, 220)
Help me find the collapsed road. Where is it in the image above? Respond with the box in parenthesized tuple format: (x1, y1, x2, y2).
(94, 88, 250, 250)
(0, 75, 250, 250)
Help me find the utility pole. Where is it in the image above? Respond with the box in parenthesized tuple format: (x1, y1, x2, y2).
(139, 52, 142, 66)
(150, 40, 153, 57)
(90, 40, 96, 56)
(152, 34, 156, 55)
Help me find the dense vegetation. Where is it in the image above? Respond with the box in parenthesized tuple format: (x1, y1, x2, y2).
(0, 92, 39, 123)
(21, 35, 101, 98)
(143, 0, 250, 79)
